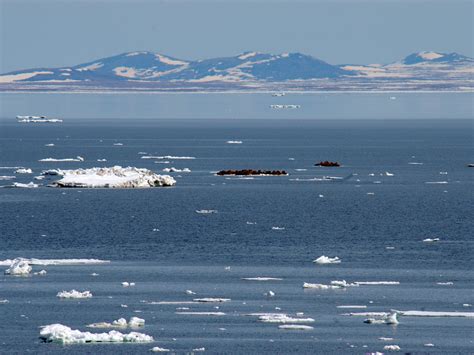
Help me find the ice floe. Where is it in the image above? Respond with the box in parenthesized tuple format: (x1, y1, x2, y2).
(425, 181, 448, 184)
(39, 324, 153, 344)
(88, 317, 145, 329)
(0, 258, 109, 266)
(34, 270, 47, 276)
(4, 259, 32, 275)
(12, 182, 39, 188)
(151, 346, 171, 352)
(185, 290, 196, 295)
(175, 312, 226, 316)
(39, 156, 84, 162)
(193, 298, 230, 303)
(278, 325, 313, 330)
(271, 226, 285, 230)
(50, 166, 176, 188)
(141, 155, 195, 160)
(363, 311, 399, 325)
(192, 348, 205, 352)
(383, 345, 401, 351)
(337, 305, 367, 309)
(257, 313, 315, 324)
(122, 282, 136, 287)
(264, 291, 275, 297)
(0, 299, 9, 304)
(436, 282, 453, 285)
(162, 167, 191, 173)
(313, 256, 341, 264)
(423, 238, 440, 242)
(226, 140, 242, 144)
(0, 175, 15, 180)
(57, 290, 93, 299)
(351, 310, 474, 319)
(242, 277, 283, 281)
(15, 168, 32, 174)
(195, 209, 217, 214)
(303, 282, 342, 290)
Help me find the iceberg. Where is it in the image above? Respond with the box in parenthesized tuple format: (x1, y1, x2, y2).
(57, 290, 92, 299)
(313, 256, 341, 264)
(50, 166, 176, 188)
(39, 324, 153, 344)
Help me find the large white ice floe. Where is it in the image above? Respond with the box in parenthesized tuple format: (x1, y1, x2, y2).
(57, 290, 93, 299)
(363, 311, 399, 325)
(88, 317, 145, 328)
(278, 325, 314, 330)
(39, 324, 154, 344)
(15, 168, 32, 174)
(39, 156, 84, 162)
(313, 256, 341, 264)
(4, 259, 32, 275)
(49, 166, 176, 188)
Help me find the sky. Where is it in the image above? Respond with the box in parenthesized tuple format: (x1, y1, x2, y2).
(0, 0, 473, 73)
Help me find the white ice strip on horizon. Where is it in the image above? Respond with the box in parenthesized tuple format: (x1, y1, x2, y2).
(279, 325, 313, 330)
(51, 166, 176, 188)
(39, 156, 84, 162)
(193, 298, 231, 303)
(0, 258, 110, 266)
(241, 277, 283, 281)
(141, 155, 195, 160)
(57, 290, 92, 299)
(313, 256, 341, 264)
(354, 281, 400, 285)
(337, 305, 367, 309)
(349, 310, 474, 318)
(272, 226, 285, 230)
(88, 317, 145, 329)
(12, 182, 39, 188)
(15, 168, 32, 174)
(425, 181, 448, 184)
(162, 167, 191, 173)
(175, 312, 226, 316)
(39, 324, 153, 344)
(146, 301, 200, 305)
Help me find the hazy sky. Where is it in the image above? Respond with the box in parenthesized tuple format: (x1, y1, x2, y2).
(1, 0, 473, 73)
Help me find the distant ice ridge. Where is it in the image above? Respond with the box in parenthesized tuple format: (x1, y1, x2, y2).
(88, 317, 145, 328)
(39, 156, 84, 162)
(350, 310, 474, 319)
(49, 166, 176, 188)
(39, 324, 153, 344)
(0, 258, 110, 266)
(57, 290, 93, 299)
(313, 256, 341, 264)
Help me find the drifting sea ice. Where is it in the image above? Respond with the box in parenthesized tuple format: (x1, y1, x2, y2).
(423, 238, 440, 242)
(195, 210, 218, 214)
(241, 277, 283, 281)
(39, 156, 84, 162)
(303, 282, 342, 290)
(4, 258, 32, 275)
(57, 290, 92, 299)
(383, 345, 401, 351)
(226, 140, 243, 144)
(0, 258, 109, 266)
(39, 324, 154, 344)
(193, 298, 231, 303)
(162, 167, 191, 173)
(313, 256, 341, 264)
(278, 325, 313, 330)
(88, 317, 145, 329)
(151, 346, 171, 352)
(15, 168, 32, 174)
(12, 182, 39, 188)
(122, 282, 136, 287)
(257, 313, 315, 324)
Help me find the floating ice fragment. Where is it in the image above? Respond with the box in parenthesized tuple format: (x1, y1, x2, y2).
(192, 348, 205, 352)
(0, 176, 15, 180)
(12, 182, 39, 188)
(272, 226, 285, 230)
(424, 343, 434, 347)
(45, 143, 55, 147)
(279, 325, 313, 330)
(142, 155, 195, 160)
(162, 167, 191, 173)
(436, 282, 453, 285)
(193, 298, 230, 303)
(39, 324, 153, 344)
(15, 168, 32, 174)
(176, 312, 225, 316)
(313, 256, 341, 264)
(88, 317, 144, 329)
(151, 346, 171, 352)
(303, 283, 342, 290)
(337, 305, 367, 309)
(4, 258, 32, 275)
(122, 282, 135, 287)
(0, 299, 9, 304)
(367, 192, 375, 195)
(39, 156, 84, 162)
(226, 140, 242, 144)
(185, 290, 196, 295)
(425, 181, 448, 184)
(57, 290, 92, 299)
(242, 277, 283, 281)
(379, 337, 394, 341)
(257, 313, 315, 324)
(423, 238, 440, 242)
(385, 172, 394, 176)
(97, 159, 107, 162)
(0, 258, 109, 266)
(264, 291, 275, 297)
(383, 345, 400, 351)
(195, 210, 217, 214)
(34, 270, 47, 276)
(113, 143, 123, 146)
(463, 304, 472, 307)
(364, 311, 398, 325)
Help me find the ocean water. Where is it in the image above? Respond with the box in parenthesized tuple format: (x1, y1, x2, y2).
(0, 93, 473, 354)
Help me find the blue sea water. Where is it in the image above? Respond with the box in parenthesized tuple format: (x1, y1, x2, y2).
(0, 93, 473, 354)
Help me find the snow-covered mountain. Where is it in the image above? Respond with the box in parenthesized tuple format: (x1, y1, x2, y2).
(0, 50, 472, 91)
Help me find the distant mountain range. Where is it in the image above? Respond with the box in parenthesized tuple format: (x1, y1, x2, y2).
(1, 51, 472, 92)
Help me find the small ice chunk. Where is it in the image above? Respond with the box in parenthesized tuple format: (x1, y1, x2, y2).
(385, 172, 394, 176)
(383, 345, 401, 351)
(15, 168, 32, 174)
(258, 313, 315, 323)
(0, 299, 9, 304)
(122, 282, 136, 287)
(192, 348, 205, 352)
(424, 343, 435, 347)
(337, 305, 367, 309)
(436, 282, 453, 285)
(12, 182, 39, 188)
(57, 290, 92, 299)
(226, 140, 242, 144)
(193, 298, 230, 303)
(313, 256, 341, 264)
(379, 337, 394, 341)
(34, 270, 47, 276)
(45, 143, 55, 147)
(128, 317, 145, 327)
(185, 290, 196, 295)
(151, 346, 171, 352)
(303, 282, 342, 290)
(423, 238, 440, 242)
(195, 209, 217, 214)
(264, 291, 275, 297)
(278, 324, 313, 330)
(272, 226, 285, 230)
